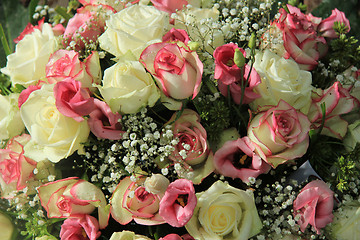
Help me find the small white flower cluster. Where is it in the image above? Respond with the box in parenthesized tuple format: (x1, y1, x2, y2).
(32, 5, 55, 21)
(212, 0, 276, 43)
(2, 188, 49, 237)
(251, 174, 326, 240)
(83, 108, 179, 194)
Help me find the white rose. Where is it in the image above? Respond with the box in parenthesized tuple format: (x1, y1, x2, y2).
(144, 174, 170, 195)
(1, 23, 59, 87)
(20, 84, 90, 163)
(250, 49, 313, 114)
(99, 4, 169, 59)
(185, 180, 262, 240)
(98, 59, 160, 114)
(110, 231, 152, 240)
(174, 7, 224, 54)
(0, 93, 24, 140)
(330, 200, 360, 240)
(0, 212, 13, 240)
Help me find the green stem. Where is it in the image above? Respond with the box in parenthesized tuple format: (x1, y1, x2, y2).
(0, 24, 11, 56)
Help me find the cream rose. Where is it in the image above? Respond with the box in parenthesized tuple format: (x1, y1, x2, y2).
(0, 212, 13, 240)
(330, 201, 360, 240)
(0, 93, 24, 140)
(250, 49, 313, 114)
(99, 4, 169, 59)
(185, 180, 262, 240)
(98, 59, 160, 114)
(110, 231, 152, 240)
(144, 174, 170, 196)
(20, 84, 90, 163)
(1, 23, 59, 87)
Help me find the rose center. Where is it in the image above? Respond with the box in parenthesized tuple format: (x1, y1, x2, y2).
(232, 151, 252, 169)
(57, 197, 71, 213)
(0, 158, 19, 184)
(175, 194, 188, 207)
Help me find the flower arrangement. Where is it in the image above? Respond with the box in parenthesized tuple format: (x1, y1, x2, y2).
(0, 0, 360, 239)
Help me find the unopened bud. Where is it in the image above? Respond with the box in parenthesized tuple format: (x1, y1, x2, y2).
(234, 48, 245, 67)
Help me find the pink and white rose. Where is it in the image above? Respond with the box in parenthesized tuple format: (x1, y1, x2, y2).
(38, 177, 109, 229)
(110, 176, 165, 225)
(140, 42, 203, 101)
(214, 137, 271, 183)
(308, 82, 359, 139)
(54, 78, 95, 122)
(318, 8, 350, 38)
(271, 5, 326, 70)
(247, 100, 311, 168)
(87, 99, 124, 140)
(159, 179, 197, 227)
(60, 215, 101, 240)
(0, 134, 36, 198)
(293, 180, 334, 233)
(46, 50, 101, 90)
(167, 109, 214, 184)
(162, 28, 190, 44)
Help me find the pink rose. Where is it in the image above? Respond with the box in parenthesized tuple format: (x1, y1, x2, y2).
(110, 176, 165, 225)
(150, 0, 188, 15)
(275, 5, 326, 70)
(140, 42, 203, 100)
(87, 99, 124, 140)
(214, 43, 246, 85)
(162, 28, 190, 44)
(60, 215, 101, 240)
(167, 109, 214, 184)
(318, 9, 350, 38)
(217, 64, 261, 105)
(247, 100, 311, 168)
(307, 82, 359, 139)
(159, 179, 197, 227)
(14, 18, 64, 44)
(293, 180, 334, 233)
(54, 78, 95, 122)
(46, 50, 101, 90)
(214, 137, 271, 183)
(160, 234, 194, 240)
(63, 5, 111, 50)
(38, 177, 109, 229)
(214, 43, 261, 104)
(0, 134, 36, 198)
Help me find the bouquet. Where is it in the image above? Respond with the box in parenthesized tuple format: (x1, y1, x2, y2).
(0, 0, 360, 239)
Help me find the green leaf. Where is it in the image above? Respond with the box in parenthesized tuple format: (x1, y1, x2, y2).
(0, 24, 11, 56)
(28, 0, 40, 24)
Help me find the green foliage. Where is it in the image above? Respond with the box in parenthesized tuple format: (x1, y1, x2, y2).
(334, 144, 360, 192)
(0, 0, 28, 67)
(194, 91, 231, 143)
